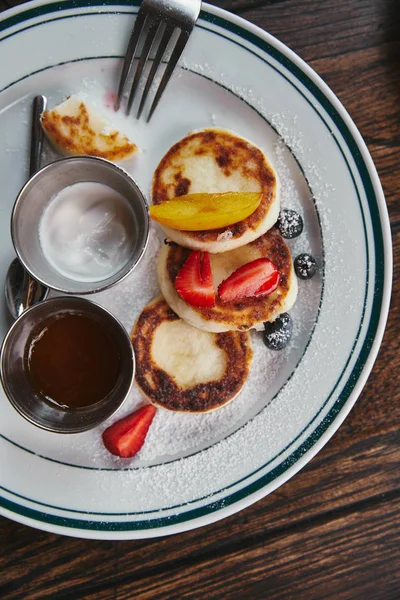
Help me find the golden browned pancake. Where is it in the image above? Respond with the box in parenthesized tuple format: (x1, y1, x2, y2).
(132, 297, 253, 413)
(152, 128, 280, 253)
(157, 228, 298, 333)
(41, 96, 138, 162)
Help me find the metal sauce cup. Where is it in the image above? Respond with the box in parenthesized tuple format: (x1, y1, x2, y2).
(0, 297, 135, 433)
(11, 155, 149, 295)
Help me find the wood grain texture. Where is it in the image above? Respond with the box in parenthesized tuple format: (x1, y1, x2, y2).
(1, 429, 399, 599)
(0, 0, 399, 598)
(220, 0, 400, 221)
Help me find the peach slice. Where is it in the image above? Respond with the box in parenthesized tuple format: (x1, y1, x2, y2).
(149, 192, 262, 231)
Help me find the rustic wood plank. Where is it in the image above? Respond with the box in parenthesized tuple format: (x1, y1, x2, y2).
(2, 486, 399, 599)
(0, 1, 399, 599)
(211, 0, 285, 12)
(1, 425, 399, 599)
(228, 0, 399, 55)
(114, 495, 400, 600)
(0, 1, 9, 9)
(0, 0, 20, 9)
(228, 0, 400, 220)
(311, 45, 399, 220)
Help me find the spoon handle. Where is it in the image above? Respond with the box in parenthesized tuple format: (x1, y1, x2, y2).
(29, 95, 47, 177)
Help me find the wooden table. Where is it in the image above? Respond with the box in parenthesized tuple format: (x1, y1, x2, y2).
(0, 0, 398, 598)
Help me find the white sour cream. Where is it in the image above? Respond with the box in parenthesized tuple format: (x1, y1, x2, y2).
(39, 181, 136, 282)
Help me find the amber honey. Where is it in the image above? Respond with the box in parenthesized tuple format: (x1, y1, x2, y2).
(27, 313, 121, 409)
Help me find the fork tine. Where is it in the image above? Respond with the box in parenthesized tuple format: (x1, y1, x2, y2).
(146, 28, 190, 122)
(115, 9, 146, 110)
(137, 21, 174, 120)
(126, 17, 161, 115)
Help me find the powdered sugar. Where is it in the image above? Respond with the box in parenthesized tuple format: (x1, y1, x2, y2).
(2, 61, 333, 478)
(34, 63, 324, 470)
(45, 106, 323, 470)
(0, 11, 379, 531)
(217, 229, 233, 242)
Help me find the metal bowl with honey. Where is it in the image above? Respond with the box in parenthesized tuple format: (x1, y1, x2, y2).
(0, 297, 135, 433)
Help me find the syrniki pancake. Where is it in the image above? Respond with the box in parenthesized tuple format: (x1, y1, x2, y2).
(158, 228, 298, 333)
(41, 95, 138, 162)
(132, 297, 252, 413)
(152, 128, 280, 253)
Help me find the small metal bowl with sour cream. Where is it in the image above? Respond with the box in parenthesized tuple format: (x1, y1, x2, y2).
(11, 155, 150, 295)
(0, 297, 135, 433)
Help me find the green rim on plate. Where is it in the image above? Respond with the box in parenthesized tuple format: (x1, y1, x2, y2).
(0, 0, 391, 538)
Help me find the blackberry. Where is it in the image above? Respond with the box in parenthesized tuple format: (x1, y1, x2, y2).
(276, 209, 303, 239)
(294, 253, 317, 279)
(263, 313, 293, 350)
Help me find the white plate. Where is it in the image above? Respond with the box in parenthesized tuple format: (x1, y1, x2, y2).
(0, 0, 392, 539)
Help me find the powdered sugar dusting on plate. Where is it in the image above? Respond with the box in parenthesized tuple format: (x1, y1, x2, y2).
(0, 11, 381, 528)
(41, 68, 324, 470)
(5, 61, 323, 474)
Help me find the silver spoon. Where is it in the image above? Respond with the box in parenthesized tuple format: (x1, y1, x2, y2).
(5, 95, 50, 319)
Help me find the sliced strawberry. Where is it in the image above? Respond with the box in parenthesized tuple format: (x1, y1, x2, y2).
(102, 405, 156, 458)
(253, 269, 280, 297)
(218, 258, 280, 303)
(174, 250, 215, 307)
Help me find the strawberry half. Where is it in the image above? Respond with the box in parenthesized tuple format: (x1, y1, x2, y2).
(174, 250, 215, 307)
(218, 258, 280, 303)
(102, 405, 156, 458)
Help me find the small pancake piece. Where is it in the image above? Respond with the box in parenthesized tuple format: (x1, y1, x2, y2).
(152, 128, 280, 253)
(41, 95, 138, 162)
(158, 228, 298, 333)
(132, 297, 252, 412)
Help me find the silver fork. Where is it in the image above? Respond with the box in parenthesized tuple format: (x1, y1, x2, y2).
(115, 0, 201, 122)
